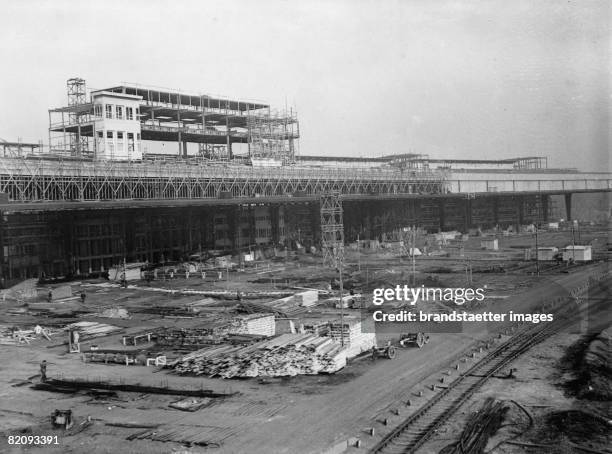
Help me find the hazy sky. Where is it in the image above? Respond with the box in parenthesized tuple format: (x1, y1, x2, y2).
(0, 0, 609, 170)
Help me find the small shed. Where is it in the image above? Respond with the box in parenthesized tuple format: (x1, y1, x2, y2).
(537, 247, 558, 261)
(562, 245, 592, 262)
(480, 238, 499, 250)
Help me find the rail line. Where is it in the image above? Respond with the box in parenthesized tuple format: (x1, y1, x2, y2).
(370, 275, 609, 454)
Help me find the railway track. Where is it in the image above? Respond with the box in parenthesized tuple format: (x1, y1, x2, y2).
(370, 275, 609, 454)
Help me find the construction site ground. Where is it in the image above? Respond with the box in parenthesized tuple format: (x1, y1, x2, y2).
(0, 229, 609, 454)
(416, 283, 611, 454)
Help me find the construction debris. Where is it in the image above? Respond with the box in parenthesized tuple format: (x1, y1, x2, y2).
(169, 397, 212, 412)
(91, 307, 130, 319)
(35, 377, 234, 398)
(0, 324, 57, 345)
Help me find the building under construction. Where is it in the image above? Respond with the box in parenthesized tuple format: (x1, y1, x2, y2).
(0, 78, 610, 284)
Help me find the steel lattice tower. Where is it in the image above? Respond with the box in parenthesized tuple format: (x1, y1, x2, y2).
(320, 192, 344, 268)
(66, 78, 88, 155)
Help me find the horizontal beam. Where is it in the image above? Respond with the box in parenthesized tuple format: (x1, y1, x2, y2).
(1, 188, 609, 213)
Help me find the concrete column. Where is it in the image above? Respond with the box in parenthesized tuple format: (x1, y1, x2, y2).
(540, 195, 549, 222)
(516, 196, 524, 230)
(208, 210, 215, 250)
(564, 193, 572, 221)
(226, 117, 233, 160)
(438, 199, 445, 232)
(0, 210, 4, 283)
(463, 198, 472, 232)
(310, 203, 320, 244)
(248, 205, 256, 247)
(493, 198, 499, 226)
(270, 205, 280, 244)
(227, 207, 237, 250)
(62, 215, 76, 277)
(124, 211, 136, 261)
(185, 209, 193, 256)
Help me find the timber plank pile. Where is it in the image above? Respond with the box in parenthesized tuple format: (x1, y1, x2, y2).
(64, 321, 123, 339)
(224, 313, 275, 337)
(128, 424, 239, 447)
(173, 333, 347, 378)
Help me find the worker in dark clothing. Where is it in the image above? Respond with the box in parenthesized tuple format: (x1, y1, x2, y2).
(40, 360, 47, 382)
(80, 291, 86, 303)
(47, 290, 53, 302)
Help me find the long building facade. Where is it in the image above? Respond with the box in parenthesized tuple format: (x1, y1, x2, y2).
(0, 194, 548, 283)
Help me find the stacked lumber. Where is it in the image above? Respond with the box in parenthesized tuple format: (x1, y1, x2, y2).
(82, 350, 145, 365)
(173, 333, 347, 378)
(258, 296, 309, 316)
(301, 320, 330, 336)
(327, 318, 377, 359)
(225, 314, 275, 337)
(294, 290, 319, 307)
(64, 321, 123, 339)
(213, 255, 237, 269)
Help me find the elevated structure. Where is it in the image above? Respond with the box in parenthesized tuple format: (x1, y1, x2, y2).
(1, 139, 42, 158)
(0, 78, 610, 284)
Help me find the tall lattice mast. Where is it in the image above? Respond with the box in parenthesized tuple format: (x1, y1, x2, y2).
(320, 192, 344, 268)
(66, 77, 88, 155)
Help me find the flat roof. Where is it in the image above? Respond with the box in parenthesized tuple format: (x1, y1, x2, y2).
(91, 90, 143, 101)
(101, 85, 269, 111)
(297, 155, 387, 163)
(1, 141, 41, 148)
(409, 157, 545, 164)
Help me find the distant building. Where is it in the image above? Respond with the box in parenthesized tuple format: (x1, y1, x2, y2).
(562, 245, 592, 262)
(480, 238, 499, 250)
(537, 247, 558, 261)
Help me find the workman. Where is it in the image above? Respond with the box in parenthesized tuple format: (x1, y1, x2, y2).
(40, 360, 47, 382)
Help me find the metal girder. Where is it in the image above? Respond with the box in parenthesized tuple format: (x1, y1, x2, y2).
(0, 157, 445, 203)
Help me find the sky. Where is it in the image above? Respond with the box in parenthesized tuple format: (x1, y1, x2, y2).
(0, 0, 609, 171)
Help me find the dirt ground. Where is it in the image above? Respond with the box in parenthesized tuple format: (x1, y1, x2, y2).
(0, 229, 608, 454)
(411, 284, 612, 454)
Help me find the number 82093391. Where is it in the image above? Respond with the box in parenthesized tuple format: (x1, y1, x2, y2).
(7, 435, 59, 445)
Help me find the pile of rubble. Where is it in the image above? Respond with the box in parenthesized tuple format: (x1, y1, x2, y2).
(173, 333, 347, 378)
(0, 324, 57, 345)
(91, 307, 130, 319)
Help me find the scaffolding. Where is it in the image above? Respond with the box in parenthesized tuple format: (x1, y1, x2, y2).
(0, 140, 43, 158)
(320, 192, 344, 268)
(66, 78, 90, 156)
(247, 108, 299, 164)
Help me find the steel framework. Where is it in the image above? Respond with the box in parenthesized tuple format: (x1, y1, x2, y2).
(320, 192, 344, 268)
(0, 157, 444, 203)
(247, 109, 299, 163)
(66, 78, 89, 156)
